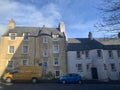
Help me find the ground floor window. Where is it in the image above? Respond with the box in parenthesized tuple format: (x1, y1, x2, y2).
(55, 70, 61, 77)
(8, 61, 14, 68)
(22, 59, 29, 66)
(76, 64, 82, 72)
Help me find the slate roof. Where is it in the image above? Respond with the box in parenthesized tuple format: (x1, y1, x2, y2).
(67, 38, 120, 51)
(3, 26, 64, 37)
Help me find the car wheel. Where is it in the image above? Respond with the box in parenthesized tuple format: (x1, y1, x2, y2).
(6, 78, 12, 83)
(62, 80, 66, 84)
(32, 78, 38, 84)
(78, 80, 82, 84)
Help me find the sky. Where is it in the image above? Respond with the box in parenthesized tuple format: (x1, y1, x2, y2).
(0, 0, 111, 38)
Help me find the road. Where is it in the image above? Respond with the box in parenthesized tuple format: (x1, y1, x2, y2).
(0, 81, 120, 90)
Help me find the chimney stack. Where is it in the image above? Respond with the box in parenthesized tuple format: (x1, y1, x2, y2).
(8, 18, 15, 29)
(88, 32, 93, 40)
(59, 22, 65, 33)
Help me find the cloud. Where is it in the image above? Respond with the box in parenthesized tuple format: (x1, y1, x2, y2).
(0, 0, 61, 36)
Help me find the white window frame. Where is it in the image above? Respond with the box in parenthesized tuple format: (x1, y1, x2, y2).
(53, 57, 60, 66)
(21, 59, 29, 66)
(8, 45, 15, 54)
(22, 45, 29, 54)
(53, 45, 59, 53)
(9, 33, 17, 40)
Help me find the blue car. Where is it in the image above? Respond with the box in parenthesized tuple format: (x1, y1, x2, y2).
(59, 73, 82, 84)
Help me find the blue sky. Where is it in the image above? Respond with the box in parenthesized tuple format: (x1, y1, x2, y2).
(0, 0, 111, 38)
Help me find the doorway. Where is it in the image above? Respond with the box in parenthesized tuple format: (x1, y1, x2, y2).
(91, 67, 98, 79)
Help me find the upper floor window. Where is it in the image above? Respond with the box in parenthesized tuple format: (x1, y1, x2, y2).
(53, 45, 59, 53)
(22, 46, 29, 54)
(108, 50, 113, 58)
(43, 37, 48, 43)
(97, 50, 102, 58)
(110, 63, 116, 72)
(9, 33, 17, 40)
(53, 57, 59, 66)
(52, 34, 59, 41)
(23, 33, 30, 41)
(9, 46, 14, 54)
(85, 50, 89, 58)
(117, 50, 120, 58)
(76, 51, 81, 58)
(43, 50, 48, 57)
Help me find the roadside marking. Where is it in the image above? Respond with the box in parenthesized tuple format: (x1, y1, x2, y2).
(0, 82, 13, 86)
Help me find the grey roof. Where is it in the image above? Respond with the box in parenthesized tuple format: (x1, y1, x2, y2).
(67, 38, 120, 51)
(3, 26, 64, 37)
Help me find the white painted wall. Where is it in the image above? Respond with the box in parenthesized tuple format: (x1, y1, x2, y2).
(67, 49, 120, 81)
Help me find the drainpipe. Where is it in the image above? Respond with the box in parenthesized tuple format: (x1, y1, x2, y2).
(34, 36, 37, 66)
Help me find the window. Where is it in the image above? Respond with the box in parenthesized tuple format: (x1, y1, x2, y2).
(76, 51, 81, 58)
(97, 50, 102, 58)
(53, 45, 59, 53)
(86, 63, 90, 71)
(52, 34, 59, 38)
(23, 33, 29, 40)
(104, 64, 107, 70)
(8, 61, 14, 68)
(85, 50, 89, 58)
(110, 63, 116, 71)
(22, 59, 28, 66)
(55, 70, 60, 77)
(108, 50, 113, 58)
(53, 57, 59, 66)
(9, 33, 16, 40)
(22, 46, 29, 54)
(43, 50, 48, 57)
(43, 37, 48, 43)
(43, 62, 47, 68)
(76, 64, 82, 72)
(9, 46, 14, 54)
(52, 34, 59, 41)
(117, 50, 120, 58)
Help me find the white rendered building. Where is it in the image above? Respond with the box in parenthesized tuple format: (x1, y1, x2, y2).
(67, 32, 120, 81)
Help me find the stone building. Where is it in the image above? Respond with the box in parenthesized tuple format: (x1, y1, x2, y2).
(0, 19, 67, 78)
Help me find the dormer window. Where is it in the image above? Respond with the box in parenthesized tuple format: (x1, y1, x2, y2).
(23, 33, 30, 41)
(52, 34, 59, 41)
(9, 33, 17, 40)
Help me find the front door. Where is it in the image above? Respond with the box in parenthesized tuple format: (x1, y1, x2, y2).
(91, 67, 98, 79)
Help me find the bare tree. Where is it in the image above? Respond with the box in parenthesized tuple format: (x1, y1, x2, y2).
(95, 0, 120, 37)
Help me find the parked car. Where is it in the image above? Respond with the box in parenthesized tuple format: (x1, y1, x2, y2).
(59, 73, 82, 84)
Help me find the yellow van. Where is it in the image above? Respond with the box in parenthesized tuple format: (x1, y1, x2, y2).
(3, 66, 42, 83)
